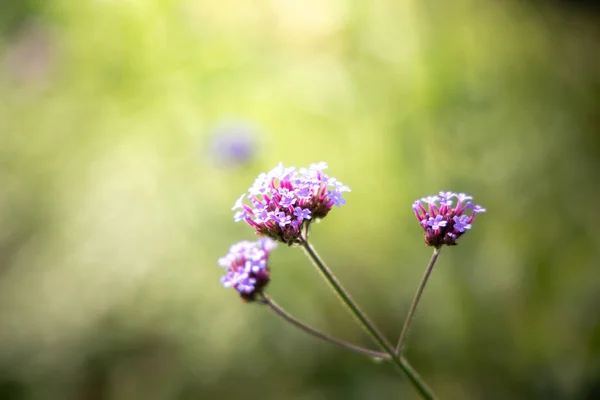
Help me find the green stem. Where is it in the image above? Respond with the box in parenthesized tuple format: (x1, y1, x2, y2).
(300, 231, 437, 400)
(395, 248, 441, 355)
(260, 293, 389, 359)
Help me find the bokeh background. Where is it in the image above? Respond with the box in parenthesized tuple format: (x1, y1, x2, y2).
(1, 0, 600, 399)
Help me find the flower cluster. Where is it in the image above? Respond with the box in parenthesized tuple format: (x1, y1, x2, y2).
(209, 122, 257, 167)
(232, 162, 350, 245)
(412, 192, 486, 247)
(218, 238, 277, 301)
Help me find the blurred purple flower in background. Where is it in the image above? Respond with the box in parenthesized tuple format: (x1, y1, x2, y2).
(412, 191, 486, 247)
(4, 21, 56, 85)
(209, 121, 259, 167)
(218, 238, 276, 301)
(233, 162, 350, 245)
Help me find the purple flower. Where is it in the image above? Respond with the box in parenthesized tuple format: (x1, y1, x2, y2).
(209, 122, 258, 167)
(328, 190, 346, 207)
(413, 191, 486, 247)
(296, 186, 312, 198)
(233, 210, 246, 222)
(254, 208, 270, 223)
(422, 196, 440, 205)
(293, 207, 312, 221)
(232, 162, 349, 245)
(272, 211, 292, 227)
(438, 192, 454, 207)
(279, 193, 296, 208)
(452, 215, 471, 232)
(218, 238, 276, 301)
(427, 215, 447, 230)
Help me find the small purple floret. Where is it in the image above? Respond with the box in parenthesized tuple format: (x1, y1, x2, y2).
(293, 207, 312, 220)
(413, 191, 486, 247)
(427, 215, 447, 230)
(452, 215, 471, 232)
(272, 211, 291, 227)
(279, 194, 296, 208)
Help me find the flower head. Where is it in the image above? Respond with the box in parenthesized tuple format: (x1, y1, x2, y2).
(218, 238, 276, 301)
(413, 191, 486, 247)
(209, 122, 258, 167)
(233, 162, 350, 245)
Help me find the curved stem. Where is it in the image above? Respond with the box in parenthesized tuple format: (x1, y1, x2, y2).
(395, 248, 441, 355)
(300, 231, 437, 400)
(260, 294, 389, 359)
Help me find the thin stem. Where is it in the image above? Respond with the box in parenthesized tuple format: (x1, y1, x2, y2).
(300, 236, 388, 348)
(261, 295, 426, 397)
(300, 231, 437, 400)
(260, 293, 389, 359)
(395, 248, 441, 355)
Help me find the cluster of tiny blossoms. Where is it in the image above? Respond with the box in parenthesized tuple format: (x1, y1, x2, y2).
(232, 162, 350, 245)
(413, 192, 486, 247)
(219, 162, 488, 298)
(218, 238, 276, 301)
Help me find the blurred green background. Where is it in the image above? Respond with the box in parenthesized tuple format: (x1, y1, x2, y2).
(1, 0, 600, 399)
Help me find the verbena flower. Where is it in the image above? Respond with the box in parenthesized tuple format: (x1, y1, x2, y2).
(209, 122, 257, 167)
(412, 192, 486, 247)
(233, 162, 350, 245)
(218, 238, 276, 301)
